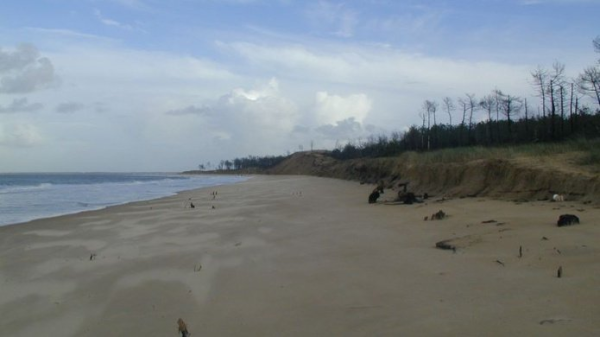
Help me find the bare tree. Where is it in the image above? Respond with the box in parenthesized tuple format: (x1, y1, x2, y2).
(493, 89, 503, 142)
(421, 100, 438, 150)
(578, 66, 600, 107)
(498, 93, 523, 140)
(524, 98, 530, 138)
(457, 97, 468, 145)
(531, 66, 548, 119)
(480, 94, 496, 144)
(466, 93, 477, 144)
(443, 97, 454, 125)
(419, 110, 427, 150)
(548, 62, 566, 139)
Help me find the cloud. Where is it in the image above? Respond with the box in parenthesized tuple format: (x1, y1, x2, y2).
(315, 117, 364, 139)
(25, 27, 119, 44)
(315, 91, 371, 125)
(0, 98, 43, 113)
(56, 101, 85, 114)
(166, 105, 210, 115)
(94, 9, 137, 30)
(162, 78, 299, 156)
(0, 44, 40, 72)
(209, 78, 298, 136)
(0, 44, 58, 94)
(0, 123, 43, 148)
(222, 40, 532, 99)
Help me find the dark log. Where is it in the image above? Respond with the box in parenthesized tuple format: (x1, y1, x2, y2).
(557, 214, 580, 227)
(435, 240, 456, 252)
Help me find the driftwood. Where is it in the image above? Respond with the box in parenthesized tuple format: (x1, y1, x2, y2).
(435, 240, 456, 252)
(397, 192, 418, 204)
(519, 246, 523, 258)
(177, 318, 190, 337)
(368, 190, 380, 204)
(368, 182, 385, 204)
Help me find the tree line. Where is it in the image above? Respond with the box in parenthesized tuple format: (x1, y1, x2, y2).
(331, 36, 600, 160)
(198, 155, 288, 171)
(207, 36, 600, 169)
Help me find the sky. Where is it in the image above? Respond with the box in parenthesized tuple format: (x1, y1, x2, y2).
(0, 0, 599, 172)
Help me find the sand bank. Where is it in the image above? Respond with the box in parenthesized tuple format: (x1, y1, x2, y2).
(0, 175, 599, 336)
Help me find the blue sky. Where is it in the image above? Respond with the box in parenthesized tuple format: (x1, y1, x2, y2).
(1, 0, 599, 172)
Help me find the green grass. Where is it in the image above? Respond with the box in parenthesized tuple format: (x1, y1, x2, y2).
(401, 138, 600, 167)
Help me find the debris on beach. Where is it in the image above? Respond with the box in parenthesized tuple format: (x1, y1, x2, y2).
(435, 240, 456, 252)
(177, 318, 190, 337)
(519, 245, 523, 258)
(557, 214, 580, 227)
(89, 253, 96, 261)
(495, 260, 505, 266)
(481, 219, 497, 224)
(194, 264, 202, 272)
(368, 189, 380, 204)
(368, 182, 385, 204)
(557, 266, 563, 278)
(539, 317, 571, 325)
(430, 210, 446, 221)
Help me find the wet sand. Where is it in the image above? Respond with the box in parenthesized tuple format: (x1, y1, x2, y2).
(0, 175, 599, 336)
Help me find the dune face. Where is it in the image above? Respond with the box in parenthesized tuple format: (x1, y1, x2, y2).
(265, 151, 600, 202)
(1, 175, 599, 336)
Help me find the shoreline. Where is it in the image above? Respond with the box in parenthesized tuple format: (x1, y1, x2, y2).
(0, 174, 250, 229)
(1, 175, 599, 336)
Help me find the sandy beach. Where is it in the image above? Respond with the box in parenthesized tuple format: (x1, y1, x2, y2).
(0, 175, 599, 336)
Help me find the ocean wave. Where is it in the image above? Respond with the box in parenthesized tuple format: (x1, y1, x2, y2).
(0, 183, 53, 194)
(0, 174, 248, 226)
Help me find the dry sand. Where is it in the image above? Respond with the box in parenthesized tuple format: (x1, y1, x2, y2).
(0, 175, 599, 336)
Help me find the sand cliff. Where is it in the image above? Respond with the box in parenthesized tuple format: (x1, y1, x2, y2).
(265, 151, 600, 201)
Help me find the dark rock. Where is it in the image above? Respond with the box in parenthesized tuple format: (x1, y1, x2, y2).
(557, 214, 580, 227)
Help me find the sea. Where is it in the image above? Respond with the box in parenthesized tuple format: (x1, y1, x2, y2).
(0, 173, 247, 227)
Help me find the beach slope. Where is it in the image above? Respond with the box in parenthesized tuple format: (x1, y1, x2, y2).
(0, 175, 599, 336)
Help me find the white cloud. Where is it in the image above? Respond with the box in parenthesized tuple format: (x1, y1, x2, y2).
(165, 78, 299, 157)
(93, 9, 143, 31)
(315, 91, 371, 125)
(222, 40, 531, 96)
(208, 78, 299, 146)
